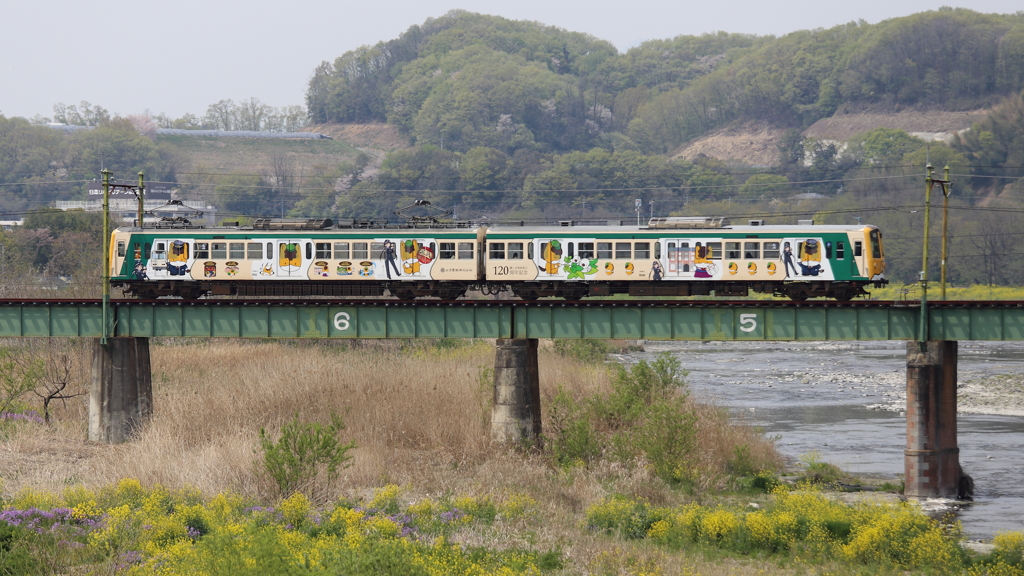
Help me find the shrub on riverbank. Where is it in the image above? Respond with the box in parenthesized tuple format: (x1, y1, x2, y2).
(586, 486, 1024, 574)
(546, 352, 779, 489)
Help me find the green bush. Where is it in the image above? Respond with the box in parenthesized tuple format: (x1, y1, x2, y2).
(552, 339, 609, 363)
(0, 524, 34, 576)
(544, 387, 601, 467)
(799, 451, 843, 484)
(545, 353, 699, 485)
(258, 412, 356, 494)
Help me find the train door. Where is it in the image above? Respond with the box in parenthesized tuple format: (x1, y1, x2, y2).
(665, 239, 695, 278)
(277, 239, 307, 277)
(564, 238, 596, 280)
(535, 238, 568, 278)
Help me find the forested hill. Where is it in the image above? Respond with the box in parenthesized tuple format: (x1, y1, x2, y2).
(307, 8, 1024, 155)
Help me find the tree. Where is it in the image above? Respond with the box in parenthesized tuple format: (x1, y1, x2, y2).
(236, 97, 274, 131)
(849, 128, 927, 166)
(213, 173, 273, 217)
(740, 174, 789, 197)
(16, 339, 88, 423)
(204, 99, 237, 131)
(65, 118, 161, 179)
(52, 100, 110, 126)
(0, 348, 42, 416)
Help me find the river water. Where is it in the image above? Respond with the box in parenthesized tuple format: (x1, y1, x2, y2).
(619, 340, 1024, 540)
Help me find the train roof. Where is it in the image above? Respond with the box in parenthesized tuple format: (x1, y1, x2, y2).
(486, 224, 872, 233)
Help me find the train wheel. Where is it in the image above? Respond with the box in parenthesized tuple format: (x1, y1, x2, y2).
(560, 288, 588, 300)
(786, 287, 809, 301)
(511, 287, 540, 300)
(390, 287, 417, 300)
(435, 288, 466, 300)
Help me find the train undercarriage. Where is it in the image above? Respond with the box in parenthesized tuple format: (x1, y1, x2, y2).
(119, 279, 882, 301)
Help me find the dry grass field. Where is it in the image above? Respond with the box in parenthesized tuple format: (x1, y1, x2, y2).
(0, 338, 800, 575)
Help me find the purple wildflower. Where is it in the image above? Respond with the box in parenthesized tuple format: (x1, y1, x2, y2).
(439, 509, 466, 523)
(114, 550, 144, 571)
(0, 411, 44, 424)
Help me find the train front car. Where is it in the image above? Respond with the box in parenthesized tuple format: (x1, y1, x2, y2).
(110, 219, 486, 299)
(484, 219, 886, 301)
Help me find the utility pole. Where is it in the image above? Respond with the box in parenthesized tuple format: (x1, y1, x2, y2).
(635, 198, 641, 226)
(100, 173, 147, 344)
(101, 169, 111, 345)
(136, 172, 145, 228)
(921, 163, 937, 342)
(937, 166, 952, 300)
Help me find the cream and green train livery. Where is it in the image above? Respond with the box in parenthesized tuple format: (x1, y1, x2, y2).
(111, 217, 886, 300)
(110, 221, 485, 299)
(483, 220, 885, 300)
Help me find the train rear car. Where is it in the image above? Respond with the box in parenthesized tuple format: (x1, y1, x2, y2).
(484, 218, 886, 300)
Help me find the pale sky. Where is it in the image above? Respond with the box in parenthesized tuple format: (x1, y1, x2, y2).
(2, 0, 1021, 121)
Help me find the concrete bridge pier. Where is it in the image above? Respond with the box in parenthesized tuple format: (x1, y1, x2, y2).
(89, 338, 153, 443)
(905, 341, 970, 499)
(491, 339, 542, 445)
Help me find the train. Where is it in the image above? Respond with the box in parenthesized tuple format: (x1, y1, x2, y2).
(109, 216, 887, 301)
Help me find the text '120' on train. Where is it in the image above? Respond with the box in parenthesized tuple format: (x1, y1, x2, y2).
(110, 215, 886, 301)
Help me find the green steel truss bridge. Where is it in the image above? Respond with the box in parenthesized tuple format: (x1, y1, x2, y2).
(1, 298, 1022, 341)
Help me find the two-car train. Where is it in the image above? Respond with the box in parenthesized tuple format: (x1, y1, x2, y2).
(110, 216, 886, 300)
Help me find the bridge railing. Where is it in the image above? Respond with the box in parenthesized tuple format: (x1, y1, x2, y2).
(1, 300, 1021, 341)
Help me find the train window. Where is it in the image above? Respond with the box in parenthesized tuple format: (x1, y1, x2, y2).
(567, 242, 575, 258)
(306, 243, 313, 260)
(824, 242, 832, 259)
(854, 241, 862, 257)
(615, 242, 631, 259)
(528, 242, 534, 259)
(370, 242, 384, 259)
(578, 242, 594, 259)
(334, 243, 350, 259)
(837, 241, 845, 259)
(315, 243, 331, 259)
(117, 241, 126, 258)
(458, 242, 474, 259)
(439, 242, 455, 259)
(144, 243, 151, 259)
(634, 242, 650, 259)
(195, 242, 210, 259)
(230, 243, 245, 259)
(655, 242, 661, 259)
(869, 230, 882, 258)
(266, 242, 273, 259)
(744, 242, 760, 259)
(725, 242, 741, 259)
(353, 243, 368, 259)
(489, 243, 506, 260)
(763, 242, 780, 259)
(212, 243, 227, 259)
(247, 243, 263, 260)
(508, 242, 524, 259)
(597, 242, 612, 259)
(707, 242, 722, 260)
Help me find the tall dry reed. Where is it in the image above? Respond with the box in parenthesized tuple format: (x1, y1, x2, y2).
(1, 339, 779, 507)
